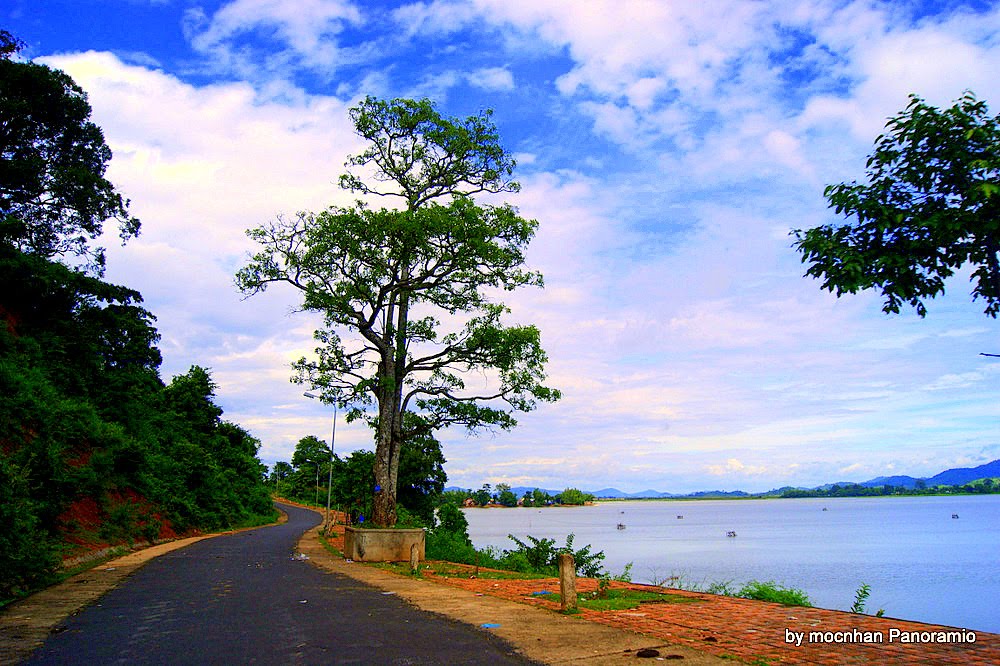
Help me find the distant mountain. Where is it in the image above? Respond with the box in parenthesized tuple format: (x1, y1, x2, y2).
(927, 459, 1000, 486)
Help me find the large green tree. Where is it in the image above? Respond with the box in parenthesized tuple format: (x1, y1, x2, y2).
(0, 31, 139, 274)
(289, 434, 330, 504)
(793, 91, 1000, 317)
(237, 97, 560, 525)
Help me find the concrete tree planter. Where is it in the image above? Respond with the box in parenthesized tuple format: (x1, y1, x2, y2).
(343, 526, 425, 562)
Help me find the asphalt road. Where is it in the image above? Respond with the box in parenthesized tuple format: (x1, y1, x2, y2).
(26, 503, 538, 665)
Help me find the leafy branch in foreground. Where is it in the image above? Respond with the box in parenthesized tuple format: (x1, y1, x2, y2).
(793, 91, 1000, 318)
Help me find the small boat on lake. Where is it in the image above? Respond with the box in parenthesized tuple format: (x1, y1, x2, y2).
(726, 530, 737, 537)
(617, 523, 626, 530)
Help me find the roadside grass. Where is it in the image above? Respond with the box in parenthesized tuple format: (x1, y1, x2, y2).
(542, 588, 704, 612)
(650, 570, 812, 608)
(317, 529, 343, 558)
(368, 559, 550, 580)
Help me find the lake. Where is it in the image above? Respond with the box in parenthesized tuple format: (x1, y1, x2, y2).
(463, 495, 1000, 633)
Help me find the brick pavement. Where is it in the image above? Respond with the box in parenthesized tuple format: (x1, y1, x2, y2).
(320, 526, 1000, 665)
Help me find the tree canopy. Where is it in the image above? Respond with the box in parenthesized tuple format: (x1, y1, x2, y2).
(0, 30, 139, 274)
(237, 96, 560, 525)
(793, 91, 1000, 317)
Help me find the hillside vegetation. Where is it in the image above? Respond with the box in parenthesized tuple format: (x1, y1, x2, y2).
(1, 32, 274, 603)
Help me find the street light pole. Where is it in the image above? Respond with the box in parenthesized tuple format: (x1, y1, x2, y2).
(304, 391, 337, 532)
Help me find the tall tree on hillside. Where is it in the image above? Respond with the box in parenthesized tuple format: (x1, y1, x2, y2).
(0, 30, 139, 274)
(793, 92, 1000, 318)
(237, 97, 560, 526)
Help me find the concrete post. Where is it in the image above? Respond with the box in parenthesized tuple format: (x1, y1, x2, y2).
(558, 553, 576, 611)
(410, 542, 420, 574)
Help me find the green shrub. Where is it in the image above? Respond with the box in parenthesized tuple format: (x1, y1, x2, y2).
(851, 583, 871, 613)
(737, 580, 812, 607)
(425, 529, 480, 564)
(504, 533, 606, 577)
(435, 502, 470, 541)
(496, 549, 536, 573)
(393, 505, 426, 528)
(0, 457, 62, 601)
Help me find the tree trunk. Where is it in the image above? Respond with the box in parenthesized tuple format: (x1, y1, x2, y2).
(372, 282, 410, 527)
(372, 355, 398, 527)
(372, 397, 398, 526)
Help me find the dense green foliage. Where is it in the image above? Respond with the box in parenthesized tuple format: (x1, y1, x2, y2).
(0, 36, 273, 602)
(556, 487, 596, 505)
(238, 96, 559, 526)
(424, 500, 610, 578)
(0, 247, 275, 600)
(0, 246, 275, 599)
(794, 91, 1000, 317)
(0, 31, 139, 274)
(424, 524, 610, 579)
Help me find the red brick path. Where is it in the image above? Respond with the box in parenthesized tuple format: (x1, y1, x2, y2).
(429, 571, 998, 664)
(320, 524, 999, 664)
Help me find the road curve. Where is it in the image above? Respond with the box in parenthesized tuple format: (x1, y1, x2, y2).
(26, 503, 537, 665)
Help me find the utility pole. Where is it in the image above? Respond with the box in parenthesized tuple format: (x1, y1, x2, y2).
(304, 391, 337, 533)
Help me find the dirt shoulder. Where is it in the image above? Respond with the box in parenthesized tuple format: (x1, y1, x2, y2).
(296, 524, 727, 665)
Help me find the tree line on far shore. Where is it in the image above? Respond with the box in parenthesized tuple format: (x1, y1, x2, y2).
(445, 484, 596, 507)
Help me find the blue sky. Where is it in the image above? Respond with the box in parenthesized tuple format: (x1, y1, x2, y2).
(6, 0, 1000, 492)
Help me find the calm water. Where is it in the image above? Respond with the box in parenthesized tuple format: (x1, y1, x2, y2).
(463, 495, 1000, 633)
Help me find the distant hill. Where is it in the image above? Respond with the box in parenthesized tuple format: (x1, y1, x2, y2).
(860, 475, 920, 489)
(628, 489, 675, 499)
(589, 488, 630, 498)
(859, 459, 1000, 489)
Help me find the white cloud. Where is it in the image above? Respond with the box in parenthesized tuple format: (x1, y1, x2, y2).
(40, 51, 371, 451)
(705, 458, 769, 477)
(183, 0, 367, 76)
(467, 66, 514, 91)
(22, 0, 1000, 493)
(392, 0, 479, 37)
